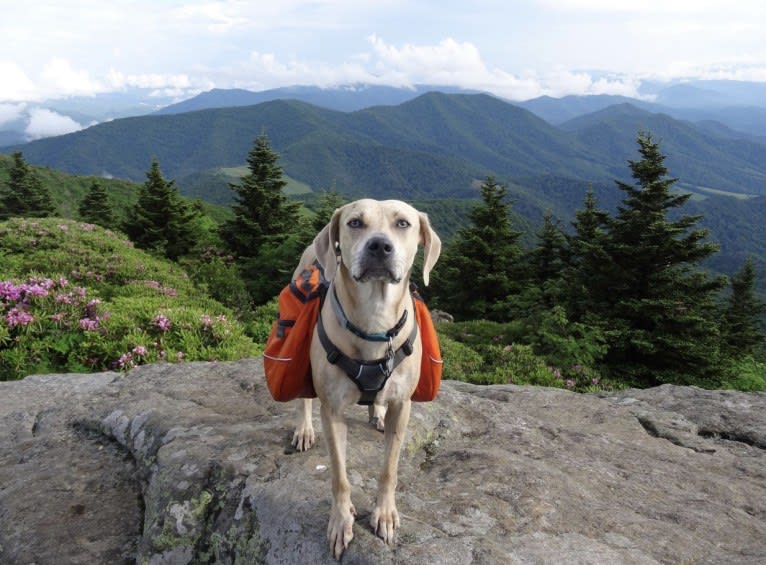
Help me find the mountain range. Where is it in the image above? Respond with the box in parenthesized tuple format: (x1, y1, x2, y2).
(5, 89, 766, 201)
(3, 84, 766, 287)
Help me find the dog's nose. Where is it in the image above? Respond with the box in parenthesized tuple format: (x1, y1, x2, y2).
(365, 235, 394, 258)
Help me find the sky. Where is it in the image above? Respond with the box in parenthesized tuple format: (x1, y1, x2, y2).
(1, 0, 765, 111)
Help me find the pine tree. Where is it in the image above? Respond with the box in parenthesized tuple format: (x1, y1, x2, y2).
(312, 187, 345, 232)
(430, 176, 523, 321)
(124, 158, 199, 260)
(528, 211, 568, 307)
(219, 133, 301, 260)
(566, 186, 612, 321)
(78, 181, 116, 227)
(0, 152, 55, 219)
(602, 133, 726, 386)
(720, 257, 765, 357)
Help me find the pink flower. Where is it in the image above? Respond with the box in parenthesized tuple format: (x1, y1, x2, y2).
(566, 379, 575, 388)
(21, 283, 48, 298)
(176, 351, 185, 361)
(153, 314, 171, 332)
(116, 352, 134, 369)
(50, 313, 65, 322)
(0, 281, 21, 302)
(6, 308, 34, 328)
(79, 318, 99, 331)
(132, 345, 147, 356)
(200, 315, 213, 328)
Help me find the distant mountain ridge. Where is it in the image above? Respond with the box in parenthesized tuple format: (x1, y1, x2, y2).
(155, 84, 485, 115)
(6, 91, 766, 204)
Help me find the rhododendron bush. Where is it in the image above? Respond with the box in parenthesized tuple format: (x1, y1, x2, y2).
(0, 218, 257, 380)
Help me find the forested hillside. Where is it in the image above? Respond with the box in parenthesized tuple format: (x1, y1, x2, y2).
(9, 93, 766, 200)
(1, 133, 764, 392)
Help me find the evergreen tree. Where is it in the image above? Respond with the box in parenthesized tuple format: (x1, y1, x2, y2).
(430, 176, 523, 321)
(218, 133, 305, 304)
(78, 181, 116, 227)
(312, 187, 345, 232)
(565, 186, 612, 321)
(0, 152, 55, 219)
(720, 257, 765, 357)
(124, 158, 199, 260)
(219, 133, 301, 260)
(528, 211, 568, 307)
(601, 133, 725, 386)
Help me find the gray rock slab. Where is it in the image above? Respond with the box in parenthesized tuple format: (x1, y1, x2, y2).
(1, 360, 764, 564)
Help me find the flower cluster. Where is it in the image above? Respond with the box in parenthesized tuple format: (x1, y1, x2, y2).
(153, 314, 171, 332)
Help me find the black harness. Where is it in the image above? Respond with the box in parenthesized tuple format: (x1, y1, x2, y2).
(317, 286, 418, 405)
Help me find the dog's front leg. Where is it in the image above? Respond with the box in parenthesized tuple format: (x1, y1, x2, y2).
(292, 398, 315, 451)
(370, 398, 411, 544)
(321, 402, 356, 559)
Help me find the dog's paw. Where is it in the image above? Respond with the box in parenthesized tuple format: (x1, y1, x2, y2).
(369, 415, 385, 433)
(327, 503, 356, 560)
(368, 404, 387, 433)
(291, 423, 315, 451)
(370, 499, 400, 545)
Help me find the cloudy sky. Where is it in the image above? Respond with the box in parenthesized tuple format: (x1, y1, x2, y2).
(1, 0, 765, 106)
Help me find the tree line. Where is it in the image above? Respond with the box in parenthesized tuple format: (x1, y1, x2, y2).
(2, 132, 764, 389)
(429, 134, 765, 388)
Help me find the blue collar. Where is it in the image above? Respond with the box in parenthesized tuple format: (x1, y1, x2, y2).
(330, 286, 408, 342)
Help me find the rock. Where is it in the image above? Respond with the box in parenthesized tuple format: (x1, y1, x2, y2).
(0, 360, 764, 564)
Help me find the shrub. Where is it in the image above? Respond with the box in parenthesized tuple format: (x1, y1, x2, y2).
(438, 332, 484, 382)
(0, 218, 258, 380)
(719, 356, 766, 392)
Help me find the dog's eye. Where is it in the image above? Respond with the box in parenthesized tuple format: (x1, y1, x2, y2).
(396, 219, 411, 229)
(347, 218, 363, 229)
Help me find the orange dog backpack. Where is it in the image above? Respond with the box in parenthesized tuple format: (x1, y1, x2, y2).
(262, 263, 443, 402)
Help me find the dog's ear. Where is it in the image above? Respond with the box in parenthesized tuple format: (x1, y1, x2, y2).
(419, 212, 441, 286)
(314, 208, 342, 281)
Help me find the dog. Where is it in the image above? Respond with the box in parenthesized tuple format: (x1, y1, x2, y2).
(290, 199, 441, 559)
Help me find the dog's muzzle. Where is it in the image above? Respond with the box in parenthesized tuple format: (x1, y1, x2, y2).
(354, 235, 401, 283)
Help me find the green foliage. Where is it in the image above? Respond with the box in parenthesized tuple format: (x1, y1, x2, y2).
(0, 218, 257, 380)
(219, 133, 302, 260)
(0, 152, 55, 219)
(312, 187, 345, 232)
(594, 133, 726, 386)
(719, 356, 766, 391)
(219, 133, 310, 304)
(78, 180, 117, 227)
(438, 333, 484, 382)
(182, 248, 251, 317)
(530, 306, 607, 371)
(124, 159, 202, 260)
(430, 176, 523, 321)
(720, 257, 766, 357)
(436, 320, 614, 392)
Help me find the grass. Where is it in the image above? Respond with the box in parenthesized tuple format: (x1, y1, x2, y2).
(0, 217, 258, 380)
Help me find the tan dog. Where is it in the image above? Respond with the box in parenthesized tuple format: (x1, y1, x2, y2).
(291, 199, 441, 559)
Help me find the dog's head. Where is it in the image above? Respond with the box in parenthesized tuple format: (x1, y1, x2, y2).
(314, 199, 441, 286)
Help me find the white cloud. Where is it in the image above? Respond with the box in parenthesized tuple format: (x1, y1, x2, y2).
(40, 58, 105, 97)
(0, 102, 27, 126)
(0, 62, 39, 101)
(107, 70, 193, 90)
(24, 108, 84, 140)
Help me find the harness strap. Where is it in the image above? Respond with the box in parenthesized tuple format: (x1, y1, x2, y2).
(317, 312, 418, 405)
